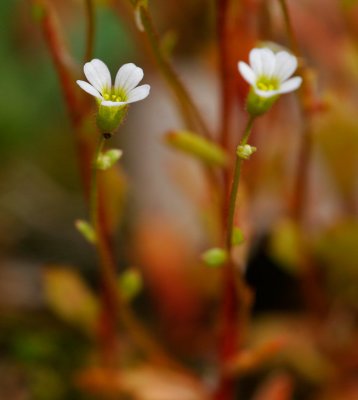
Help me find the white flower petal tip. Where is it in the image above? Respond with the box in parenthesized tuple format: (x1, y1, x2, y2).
(77, 59, 150, 107)
(238, 47, 301, 98)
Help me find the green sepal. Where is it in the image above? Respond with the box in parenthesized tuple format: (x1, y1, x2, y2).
(246, 89, 278, 117)
(96, 104, 128, 134)
(202, 247, 228, 268)
(165, 130, 228, 167)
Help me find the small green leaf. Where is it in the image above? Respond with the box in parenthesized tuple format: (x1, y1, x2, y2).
(202, 247, 228, 268)
(97, 149, 123, 170)
(118, 269, 143, 301)
(165, 130, 228, 167)
(75, 219, 96, 244)
(232, 227, 244, 246)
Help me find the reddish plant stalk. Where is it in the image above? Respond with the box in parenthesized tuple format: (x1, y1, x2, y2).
(37, 0, 119, 367)
(215, 1, 242, 398)
(278, 0, 327, 316)
(37, 0, 200, 372)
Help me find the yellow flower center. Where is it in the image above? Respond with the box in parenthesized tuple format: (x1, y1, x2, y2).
(256, 77, 279, 92)
(102, 88, 127, 102)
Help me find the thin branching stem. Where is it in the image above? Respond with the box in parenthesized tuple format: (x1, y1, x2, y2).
(126, 1, 211, 138)
(226, 115, 255, 250)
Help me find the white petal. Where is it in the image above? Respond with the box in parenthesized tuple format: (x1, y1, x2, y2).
(259, 48, 276, 78)
(238, 62, 256, 85)
(274, 51, 298, 81)
(277, 76, 302, 94)
(101, 100, 127, 107)
(253, 87, 280, 98)
(76, 80, 103, 99)
(249, 49, 263, 75)
(126, 84, 150, 103)
(84, 59, 111, 93)
(115, 63, 144, 92)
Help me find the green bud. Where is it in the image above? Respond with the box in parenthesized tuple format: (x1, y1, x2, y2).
(75, 219, 96, 244)
(246, 89, 278, 117)
(237, 144, 256, 160)
(202, 247, 228, 268)
(165, 130, 228, 167)
(232, 227, 245, 246)
(118, 269, 143, 301)
(97, 149, 123, 170)
(96, 104, 128, 134)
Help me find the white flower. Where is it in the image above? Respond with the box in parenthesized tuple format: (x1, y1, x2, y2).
(76, 59, 150, 107)
(238, 48, 302, 98)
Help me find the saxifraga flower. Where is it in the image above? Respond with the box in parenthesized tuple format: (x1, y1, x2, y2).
(77, 59, 150, 133)
(239, 48, 302, 98)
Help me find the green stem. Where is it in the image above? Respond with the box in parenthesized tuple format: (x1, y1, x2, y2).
(90, 134, 105, 231)
(89, 134, 191, 369)
(226, 115, 255, 249)
(84, 0, 95, 62)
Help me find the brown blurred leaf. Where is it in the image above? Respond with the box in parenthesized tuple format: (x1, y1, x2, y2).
(76, 365, 209, 400)
(313, 220, 358, 305)
(249, 317, 334, 384)
(268, 218, 303, 275)
(43, 266, 99, 333)
(252, 372, 294, 400)
(225, 336, 287, 376)
(314, 104, 358, 204)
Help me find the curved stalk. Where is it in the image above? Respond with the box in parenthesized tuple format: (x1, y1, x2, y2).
(126, 1, 211, 138)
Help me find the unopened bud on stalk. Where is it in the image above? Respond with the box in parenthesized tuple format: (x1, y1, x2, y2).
(237, 144, 256, 160)
(97, 149, 123, 170)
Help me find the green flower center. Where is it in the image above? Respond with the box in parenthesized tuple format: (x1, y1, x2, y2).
(256, 76, 279, 92)
(102, 87, 127, 102)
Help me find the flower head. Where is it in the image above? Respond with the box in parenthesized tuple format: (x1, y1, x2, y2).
(76, 59, 150, 133)
(238, 48, 302, 99)
(77, 59, 150, 107)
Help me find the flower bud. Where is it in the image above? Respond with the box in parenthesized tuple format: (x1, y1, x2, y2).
(237, 144, 257, 160)
(202, 247, 228, 268)
(75, 219, 97, 243)
(118, 269, 143, 301)
(96, 149, 123, 170)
